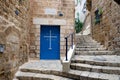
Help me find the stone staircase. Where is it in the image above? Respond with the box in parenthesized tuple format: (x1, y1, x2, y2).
(70, 35, 120, 80)
(14, 35, 120, 80)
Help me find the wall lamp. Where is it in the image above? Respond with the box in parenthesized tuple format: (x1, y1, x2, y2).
(0, 44, 5, 53)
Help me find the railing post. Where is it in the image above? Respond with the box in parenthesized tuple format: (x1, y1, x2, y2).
(65, 37, 68, 61)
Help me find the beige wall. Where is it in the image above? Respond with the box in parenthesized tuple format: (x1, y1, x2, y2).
(91, 0, 120, 50)
(0, 0, 30, 79)
(29, 0, 75, 59)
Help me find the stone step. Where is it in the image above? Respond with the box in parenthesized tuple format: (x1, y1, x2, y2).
(75, 51, 114, 55)
(13, 78, 18, 80)
(20, 68, 80, 79)
(77, 42, 100, 44)
(75, 47, 106, 51)
(71, 55, 120, 67)
(77, 43, 101, 47)
(19, 68, 120, 80)
(76, 44, 103, 48)
(76, 35, 96, 42)
(76, 35, 101, 45)
(70, 63, 120, 75)
(15, 71, 73, 80)
(76, 45, 103, 48)
(76, 39, 97, 43)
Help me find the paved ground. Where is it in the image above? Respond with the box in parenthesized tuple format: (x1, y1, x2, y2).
(20, 55, 120, 71)
(20, 60, 62, 71)
(15, 57, 120, 80)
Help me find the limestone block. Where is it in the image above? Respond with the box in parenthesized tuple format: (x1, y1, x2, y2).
(30, 53, 36, 58)
(30, 46, 36, 50)
(36, 46, 40, 50)
(62, 61, 70, 72)
(35, 41, 40, 45)
(35, 37, 40, 41)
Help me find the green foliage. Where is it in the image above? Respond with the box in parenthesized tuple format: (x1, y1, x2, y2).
(98, 8, 103, 15)
(75, 18, 83, 33)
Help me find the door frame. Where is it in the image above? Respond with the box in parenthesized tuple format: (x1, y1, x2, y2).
(33, 18, 66, 60)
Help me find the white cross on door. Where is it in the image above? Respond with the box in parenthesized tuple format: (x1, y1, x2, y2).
(44, 30, 57, 50)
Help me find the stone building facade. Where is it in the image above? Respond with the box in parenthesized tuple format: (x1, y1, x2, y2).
(29, 0, 75, 59)
(0, 0, 75, 79)
(0, 0, 30, 80)
(90, 0, 120, 50)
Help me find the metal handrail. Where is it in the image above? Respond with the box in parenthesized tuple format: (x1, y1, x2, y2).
(65, 32, 74, 61)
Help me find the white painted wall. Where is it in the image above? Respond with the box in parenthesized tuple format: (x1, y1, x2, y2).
(75, 0, 86, 22)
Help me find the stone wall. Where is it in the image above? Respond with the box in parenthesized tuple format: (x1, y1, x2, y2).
(91, 0, 120, 50)
(81, 11, 91, 35)
(29, 0, 75, 59)
(0, 0, 30, 80)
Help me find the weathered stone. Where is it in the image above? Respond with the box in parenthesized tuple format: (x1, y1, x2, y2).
(30, 46, 36, 50)
(91, 0, 120, 51)
(29, 0, 75, 59)
(0, 0, 30, 79)
(80, 71, 90, 80)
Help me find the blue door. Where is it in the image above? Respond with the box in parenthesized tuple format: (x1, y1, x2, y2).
(40, 25, 60, 60)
